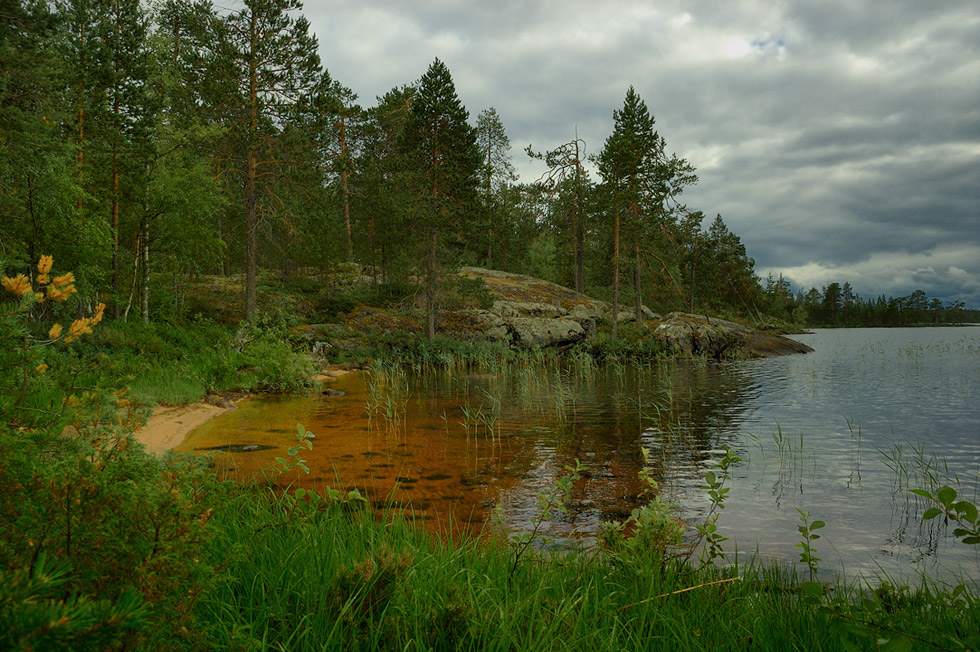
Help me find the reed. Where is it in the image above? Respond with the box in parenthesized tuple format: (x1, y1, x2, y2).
(197, 483, 980, 652)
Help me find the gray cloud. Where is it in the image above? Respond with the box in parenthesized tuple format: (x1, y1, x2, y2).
(305, 0, 980, 306)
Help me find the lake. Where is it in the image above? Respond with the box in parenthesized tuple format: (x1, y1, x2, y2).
(178, 327, 980, 582)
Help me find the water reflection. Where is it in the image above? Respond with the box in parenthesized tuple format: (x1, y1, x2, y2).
(179, 327, 980, 581)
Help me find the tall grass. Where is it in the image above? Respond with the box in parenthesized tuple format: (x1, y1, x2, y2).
(198, 485, 980, 651)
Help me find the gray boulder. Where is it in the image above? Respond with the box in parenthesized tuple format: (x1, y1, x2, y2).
(506, 318, 585, 348)
(652, 312, 750, 357)
(612, 305, 661, 324)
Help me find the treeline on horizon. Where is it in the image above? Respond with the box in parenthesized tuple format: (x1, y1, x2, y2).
(1, 0, 971, 335)
(762, 276, 980, 327)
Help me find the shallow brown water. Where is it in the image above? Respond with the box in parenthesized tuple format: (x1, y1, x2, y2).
(179, 331, 980, 581)
(178, 368, 658, 539)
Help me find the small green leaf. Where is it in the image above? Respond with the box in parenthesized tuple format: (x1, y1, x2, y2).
(954, 500, 978, 523)
(922, 507, 943, 520)
(909, 488, 934, 500)
(879, 634, 913, 652)
(936, 486, 957, 506)
(297, 423, 306, 437)
(810, 520, 826, 530)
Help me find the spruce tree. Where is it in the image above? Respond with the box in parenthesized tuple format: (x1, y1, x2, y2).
(597, 86, 695, 335)
(475, 107, 516, 266)
(218, 0, 322, 318)
(399, 58, 480, 340)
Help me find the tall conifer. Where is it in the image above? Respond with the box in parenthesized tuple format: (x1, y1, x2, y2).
(399, 58, 480, 340)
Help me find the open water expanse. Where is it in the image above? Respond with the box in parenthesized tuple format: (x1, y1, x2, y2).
(180, 327, 980, 583)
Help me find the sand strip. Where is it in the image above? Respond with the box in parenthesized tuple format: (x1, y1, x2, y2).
(134, 366, 354, 454)
(135, 402, 227, 455)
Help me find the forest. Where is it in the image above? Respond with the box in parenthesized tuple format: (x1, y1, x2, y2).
(2, 0, 973, 332)
(3, 2, 980, 651)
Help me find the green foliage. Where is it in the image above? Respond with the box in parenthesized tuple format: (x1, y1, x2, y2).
(911, 486, 980, 545)
(439, 273, 494, 310)
(573, 327, 671, 362)
(0, 259, 222, 650)
(691, 446, 742, 567)
(795, 509, 826, 579)
(0, 554, 149, 652)
(601, 447, 685, 564)
(77, 316, 316, 404)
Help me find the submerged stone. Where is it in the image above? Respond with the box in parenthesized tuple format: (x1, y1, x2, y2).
(197, 443, 275, 453)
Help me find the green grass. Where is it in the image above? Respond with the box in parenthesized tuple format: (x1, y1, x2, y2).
(196, 485, 980, 652)
(76, 318, 318, 405)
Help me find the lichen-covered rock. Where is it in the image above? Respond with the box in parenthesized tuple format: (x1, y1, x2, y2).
(491, 300, 567, 319)
(343, 306, 420, 336)
(569, 302, 605, 323)
(456, 309, 511, 342)
(612, 305, 661, 324)
(506, 317, 585, 348)
(652, 312, 747, 357)
(651, 312, 811, 358)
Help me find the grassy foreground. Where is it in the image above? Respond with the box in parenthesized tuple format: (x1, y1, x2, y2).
(198, 484, 980, 652)
(3, 418, 978, 651)
(2, 261, 978, 651)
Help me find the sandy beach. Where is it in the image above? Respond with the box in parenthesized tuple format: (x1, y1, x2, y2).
(134, 367, 353, 455)
(135, 402, 228, 455)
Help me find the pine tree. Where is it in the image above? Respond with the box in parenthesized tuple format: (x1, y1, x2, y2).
(399, 59, 480, 340)
(596, 87, 696, 335)
(475, 107, 516, 266)
(527, 132, 591, 294)
(218, 0, 322, 318)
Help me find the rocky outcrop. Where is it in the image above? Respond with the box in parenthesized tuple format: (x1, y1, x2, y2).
(492, 300, 567, 319)
(506, 317, 585, 348)
(303, 267, 810, 357)
(443, 305, 586, 348)
(652, 312, 813, 358)
(448, 270, 811, 356)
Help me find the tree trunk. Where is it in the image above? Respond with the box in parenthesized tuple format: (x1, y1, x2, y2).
(76, 21, 85, 213)
(340, 117, 353, 263)
(77, 106, 84, 212)
(244, 19, 259, 319)
(634, 240, 643, 327)
(111, 1, 121, 320)
(245, 145, 258, 318)
(612, 206, 620, 339)
(427, 227, 437, 341)
(112, 144, 120, 319)
(142, 215, 150, 323)
(574, 139, 584, 296)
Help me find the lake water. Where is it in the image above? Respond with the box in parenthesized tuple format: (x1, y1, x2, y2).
(179, 327, 980, 582)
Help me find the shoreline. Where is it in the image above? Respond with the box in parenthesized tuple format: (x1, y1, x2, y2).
(135, 401, 231, 455)
(134, 366, 354, 455)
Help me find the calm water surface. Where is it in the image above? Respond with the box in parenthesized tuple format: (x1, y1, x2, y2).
(179, 327, 980, 582)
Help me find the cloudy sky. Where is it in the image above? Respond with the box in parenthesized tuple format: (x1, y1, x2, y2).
(304, 0, 980, 306)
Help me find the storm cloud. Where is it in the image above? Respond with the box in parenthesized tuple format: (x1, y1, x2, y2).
(305, 0, 980, 306)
